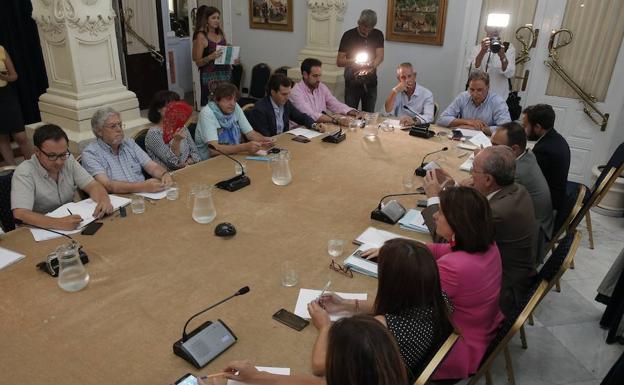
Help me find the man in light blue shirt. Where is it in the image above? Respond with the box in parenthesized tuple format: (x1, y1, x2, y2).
(384, 62, 434, 125)
(438, 69, 510, 135)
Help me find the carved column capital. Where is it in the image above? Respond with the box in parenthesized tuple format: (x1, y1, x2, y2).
(33, 0, 116, 40)
(307, 0, 347, 20)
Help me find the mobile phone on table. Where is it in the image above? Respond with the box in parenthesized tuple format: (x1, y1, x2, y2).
(175, 373, 198, 385)
(81, 221, 103, 235)
(272, 308, 309, 331)
(292, 135, 310, 143)
(451, 130, 463, 141)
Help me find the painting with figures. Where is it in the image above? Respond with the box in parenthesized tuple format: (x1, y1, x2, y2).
(249, 0, 293, 31)
(386, 0, 448, 45)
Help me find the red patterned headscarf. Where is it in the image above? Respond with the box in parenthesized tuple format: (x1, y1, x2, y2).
(162, 101, 193, 144)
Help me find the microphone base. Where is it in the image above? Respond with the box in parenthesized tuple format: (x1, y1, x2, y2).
(322, 132, 346, 143)
(370, 200, 407, 225)
(415, 165, 427, 177)
(215, 174, 251, 192)
(173, 319, 237, 369)
(409, 127, 435, 139)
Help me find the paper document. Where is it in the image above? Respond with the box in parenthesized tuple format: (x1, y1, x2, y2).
(460, 154, 475, 172)
(423, 161, 440, 171)
(468, 132, 492, 148)
(353, 226, 414, 248)
(0, 246, 25, 270)
(214, 45, 240, 65)
(398, 209, 429, 233)
(455, 128, 479, 138)
(286, 127, 323, 139)
(29, 195, 131, 241)
(227, 367, 290, 385)
(135, 188, 177, 200)
(383, 119, 402, 128)
(344, 245, 378, 278)
(458, 142, 478, 151)
(294, 288, 367, 321)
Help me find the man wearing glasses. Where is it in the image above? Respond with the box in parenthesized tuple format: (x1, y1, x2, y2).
(11, 124, 113, 231)
(81, 107, 172, 193)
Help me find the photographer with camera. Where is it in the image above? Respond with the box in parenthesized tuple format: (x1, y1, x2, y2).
(468, 25, 516, 101)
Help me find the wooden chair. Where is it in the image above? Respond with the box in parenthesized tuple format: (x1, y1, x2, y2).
(413, 332, 460, 385)
(241, 103, 255, 112)
(467, 279, 549, 385)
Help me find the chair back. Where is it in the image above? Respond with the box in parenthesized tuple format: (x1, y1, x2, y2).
(539, 230, 581, 291)
(274, 66, 289, 75)
(249, 63, 271, 99)
(241, 103, 255, 112)
(133, 128, 149, 153)
(187, 123, 197, 142)
(570, 165, 621, 231)
(413, 332, 460, 385)
(0, 166, 17, 232)
(547, 183, 586, 254)
(433, 103, 439, 122)
(232, 64, 243, 89)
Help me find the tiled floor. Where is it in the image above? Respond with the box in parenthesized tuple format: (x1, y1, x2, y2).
(460, 211, 624, 384)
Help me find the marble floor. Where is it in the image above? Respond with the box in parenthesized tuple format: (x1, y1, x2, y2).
(459, 211, 624, 385)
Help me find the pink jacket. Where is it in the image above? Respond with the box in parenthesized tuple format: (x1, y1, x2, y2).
(428, 243, 505, 380)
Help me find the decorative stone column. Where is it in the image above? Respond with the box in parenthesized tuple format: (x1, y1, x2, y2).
(287, 0, 347, 100)
(29, 0, 148, 153)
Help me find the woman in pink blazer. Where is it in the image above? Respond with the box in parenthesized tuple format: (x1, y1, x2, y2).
(428, 186, 504, 381)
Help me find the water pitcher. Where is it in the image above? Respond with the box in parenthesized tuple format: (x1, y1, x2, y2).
(57, 242, 89, 292)
(192, 185, 217, 224)
(269, 149, 292, 186)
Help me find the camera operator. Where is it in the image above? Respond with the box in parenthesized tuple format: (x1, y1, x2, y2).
(468, 26, 516, 101)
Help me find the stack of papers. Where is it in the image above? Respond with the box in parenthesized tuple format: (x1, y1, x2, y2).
(383, 119, 402, 128)
(455, 128, 479, 138)
(228, 367, 290, 385)
(353, 226, 414, 248)
(136, 188, 177, 200)
(398, 209, 429, 233)
(344, 245, 378, 278)
(0, 246, 25, 270)
(468, 132, 492, 148)
(294, 288, 367, 321)
(460, 153, 475, 172)
(286, 127, 323, 139)
(29, 195, 131, 241)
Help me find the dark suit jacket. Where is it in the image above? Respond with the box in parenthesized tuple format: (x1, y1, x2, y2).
(247, 96, 315, 137)
(422, 184, 537, 317)
(532, 129, 571, 212)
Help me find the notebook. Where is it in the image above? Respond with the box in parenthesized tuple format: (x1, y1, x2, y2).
(353, 227, 414, 248)
(0, 246, 25, 270)
(398, 209, 429, 233)
(344, 245, 378, 278)
(227, 367, 290, 385)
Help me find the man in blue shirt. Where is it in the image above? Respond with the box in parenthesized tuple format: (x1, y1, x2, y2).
(384, 62, 434, 125)
(438, 69, 511, 135)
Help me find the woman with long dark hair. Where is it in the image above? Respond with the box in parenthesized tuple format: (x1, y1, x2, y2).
(192, 6, 235, 106)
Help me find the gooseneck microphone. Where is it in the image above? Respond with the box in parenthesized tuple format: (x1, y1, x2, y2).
(207, 143, 251, 192)
(370, 192, 426, 224)
(415, 147, 449, 177)
(403, 105, 430, 125)
(404, 106, 434, 139)
(173, 286, 250, 368)
(321, 111, 346, 143)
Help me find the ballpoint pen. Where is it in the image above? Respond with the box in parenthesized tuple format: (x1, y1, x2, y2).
(318, 280, 331, 299)
(67, 208, 74, 215)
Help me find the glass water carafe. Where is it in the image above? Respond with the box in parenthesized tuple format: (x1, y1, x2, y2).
(192, 185, 217, 224)
(269, 149, 292, 186)
(57, 242, 89, 292)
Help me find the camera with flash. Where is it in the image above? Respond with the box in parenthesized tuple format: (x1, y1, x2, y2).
(485, 13, 510, 54)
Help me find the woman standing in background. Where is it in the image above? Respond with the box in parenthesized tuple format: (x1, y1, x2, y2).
(0, 45, 32, 164)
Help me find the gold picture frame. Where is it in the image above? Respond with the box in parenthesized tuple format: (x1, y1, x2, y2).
(386, 0, 448, 46)
(249, 0, 293, 32)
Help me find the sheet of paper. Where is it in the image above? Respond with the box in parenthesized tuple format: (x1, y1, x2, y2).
(214, 45, 240, 65)
(294, 288, 367, 321)
(135, 189, 173, 200)
(423, 161, 440, 171)
(0, 246, 25, 270)
(353, 226, 413, 248)
(460, 154, 475, 172)
(468, 132, 492, 148)
(384, 119, 402, 128)
(455, 128, 479, 137)
(227, 367, 290, 385)
(286, 127, 323, 139)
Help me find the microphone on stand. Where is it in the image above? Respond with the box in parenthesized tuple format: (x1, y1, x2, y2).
(173, 286, 250, 368)
(207, 143, 251, 192)
(415, 147, 448, 177)
(370, 191, 426, 224)
(321, 111, 346, 143)
(404, 106, 434, 139)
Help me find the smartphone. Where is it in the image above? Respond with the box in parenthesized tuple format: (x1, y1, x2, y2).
(272, 308, 309, 331)
(451, 130, 463, 141)
(175, 373, 198, 385)
(292, 135, 310, 143)
(81, 221, 103, 235)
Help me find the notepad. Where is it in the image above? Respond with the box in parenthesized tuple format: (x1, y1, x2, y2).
(398, 209, 429, 233)
(353, 227, 414, 248)
(286, 127, 323, 139)
(469, 132, 492, 148)
(0, 246, 25, 270)
(29, 195, 131, 241)
(460, 154, 475, 172)
(344, 245, 378, 278)
(214, 45, 240, 65)
(294, 288, 367, 321)
(227, 367, 290, 385)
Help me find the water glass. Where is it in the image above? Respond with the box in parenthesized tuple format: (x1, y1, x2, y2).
(403, 172, 416, 191)
(280, 261, 299, 287)
(348, 119, 362, 132)
(234, 161, 247, 176)
(131, 195, 145, 214)
(379, 121, 395, 133)
(363, 124, 379, 140)
(166, 182, 180, 201)
(327, 239, 345, 259)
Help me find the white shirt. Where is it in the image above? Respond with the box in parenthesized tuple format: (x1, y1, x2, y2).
(467, 43, 516, 101)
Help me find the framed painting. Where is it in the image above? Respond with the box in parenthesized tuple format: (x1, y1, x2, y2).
(249, 0, 293, 32)
(386, 0, 448, 45)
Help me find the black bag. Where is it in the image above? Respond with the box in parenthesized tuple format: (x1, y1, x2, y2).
(506, 79, 522, 121)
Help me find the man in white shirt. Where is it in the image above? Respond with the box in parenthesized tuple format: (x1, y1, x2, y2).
(384, 62, 434, 125)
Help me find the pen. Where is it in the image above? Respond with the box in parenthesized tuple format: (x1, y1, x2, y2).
(319, 280, 331, 299)
(67, 208, 73, 215)
(200, 372, 228, 379)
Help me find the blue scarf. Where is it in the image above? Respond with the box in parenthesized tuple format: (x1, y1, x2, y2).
(208, 101, 241, 145)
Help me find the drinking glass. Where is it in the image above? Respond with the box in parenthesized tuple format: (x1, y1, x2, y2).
(280, 261, 298, 287)
(403, 172, 416, 191)
(166, 182, 180, 201)
(348, 119, 361, 132)
(131, 195, 145, 214)
(363, 124, 379, 140)
(327, 239, 345, 259)
(379, 121, 395, 133)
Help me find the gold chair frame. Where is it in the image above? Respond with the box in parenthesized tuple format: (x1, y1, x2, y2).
(413, 332, 460, 385)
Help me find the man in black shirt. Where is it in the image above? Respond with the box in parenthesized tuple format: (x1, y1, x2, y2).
(337, 9, 385, 112)
(522, 104, 571, 214)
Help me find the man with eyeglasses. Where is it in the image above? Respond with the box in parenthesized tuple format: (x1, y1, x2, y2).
(11, 124, 113, 231)
(81, 107, 173, 193)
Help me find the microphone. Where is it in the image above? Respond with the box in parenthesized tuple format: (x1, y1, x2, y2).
(403, 105, 430, 125)
(14, 219, 90, 276)
(404, 106, 434, 139)
(321, 111, 346, 143)
(173, 286, 250, 368)
(207, 143, 251, 192)
(371, 191, 426, 224)
(415, 147, 448, 177)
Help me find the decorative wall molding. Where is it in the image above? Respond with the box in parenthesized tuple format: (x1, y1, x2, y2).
(308, 0, 347, 21)
(34, 0, 116, 39)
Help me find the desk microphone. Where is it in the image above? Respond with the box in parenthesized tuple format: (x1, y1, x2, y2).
(403, 105, 430, 125)
(173, 286, 250, 368)
(207, 143, 251, 191)
(321, 111, 346, 143)
(415, 147, 448, 177)
(14, 219, 90, 276)
(404, 106, 434, 139)
(371, 192, 426, 224)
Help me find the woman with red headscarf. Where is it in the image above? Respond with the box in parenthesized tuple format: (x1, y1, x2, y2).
(145, 91, 201, 170)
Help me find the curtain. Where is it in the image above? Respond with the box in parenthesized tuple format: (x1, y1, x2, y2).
(545, 0, 624, 102)
(0, 0, 48, 125)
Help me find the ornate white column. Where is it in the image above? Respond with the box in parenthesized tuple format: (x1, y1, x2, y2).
(287, 0, 347, 100)
(29, 0, 148, 152)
